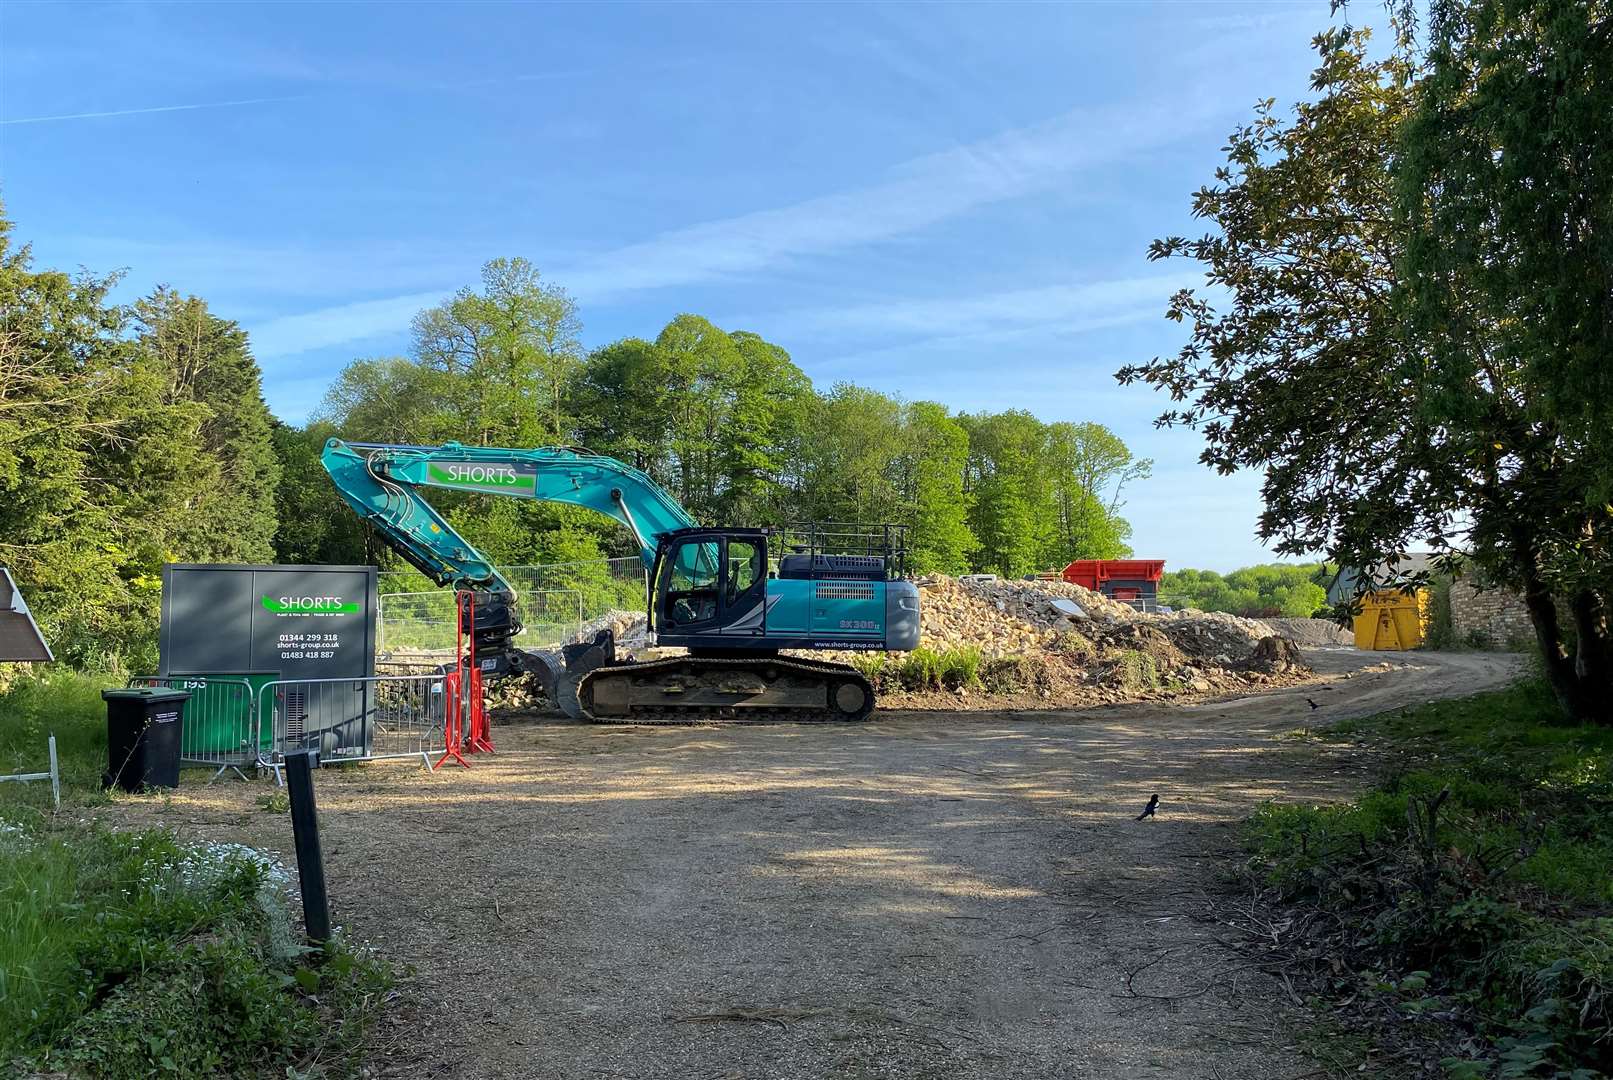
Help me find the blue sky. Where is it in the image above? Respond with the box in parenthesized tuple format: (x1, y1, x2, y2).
(1, 1, 1352, 571)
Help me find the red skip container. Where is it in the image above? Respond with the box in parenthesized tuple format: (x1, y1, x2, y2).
(1061, 559, 1166, 597)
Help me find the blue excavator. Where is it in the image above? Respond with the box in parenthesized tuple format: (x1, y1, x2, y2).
(321, 439, 921, 722)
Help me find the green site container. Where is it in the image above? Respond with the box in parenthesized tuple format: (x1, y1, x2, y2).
(157, 672, 278, 758)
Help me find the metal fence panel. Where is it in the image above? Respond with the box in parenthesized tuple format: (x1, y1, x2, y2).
(376, 557, 646, 657)
(130, 675, 262, 781)
(256, 675, 448, 781)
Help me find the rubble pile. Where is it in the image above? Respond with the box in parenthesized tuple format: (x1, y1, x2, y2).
(918, 576, 1278, 662)
(1264, 617, 1354, 647)
(569, 610, 651, 651)
(477, 575, 1318, 717)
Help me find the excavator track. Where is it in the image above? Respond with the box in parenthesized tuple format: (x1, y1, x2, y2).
(572, 654, 876, 725)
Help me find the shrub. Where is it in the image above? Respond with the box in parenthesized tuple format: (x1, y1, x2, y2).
(1246, 681, 1613, 1076)
(897, 647, 943, 690)
(937, 647, 982, 690)
(0, 818, 394, 1077)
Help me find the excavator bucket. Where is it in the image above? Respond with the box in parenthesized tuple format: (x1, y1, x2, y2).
(551, 628, 617, 720)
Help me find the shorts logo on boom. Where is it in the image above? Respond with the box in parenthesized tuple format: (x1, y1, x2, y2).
(426, 462, 536, 492)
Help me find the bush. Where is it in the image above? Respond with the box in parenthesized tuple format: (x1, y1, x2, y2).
(0, 817, 393, 1077)
(897, 647, 942, 690)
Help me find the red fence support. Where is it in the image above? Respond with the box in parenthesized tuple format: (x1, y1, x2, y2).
(433, 591, 477, 770)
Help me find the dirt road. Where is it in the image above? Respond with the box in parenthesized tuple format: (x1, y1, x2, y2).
(126, 648, 1519, 1079)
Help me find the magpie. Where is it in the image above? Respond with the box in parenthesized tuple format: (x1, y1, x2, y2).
(1306, 697, 1321, 710)
(1136, 794, 1159, 821)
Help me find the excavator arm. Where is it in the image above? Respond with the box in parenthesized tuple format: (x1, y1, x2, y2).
(320, 439, 698, 591)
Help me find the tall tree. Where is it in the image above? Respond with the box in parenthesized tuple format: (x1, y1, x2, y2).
(570, 338, 675, 479)
(1393, 0, 1613, 719)
(133, 288, 280, 564)
(1118, 21, 1612, 720)
(961, 411, 1057, 577)
(270, 421, 373, 566)
(410, 257, 582, 445)
(796, 383, 908, 527)
(0, 209, 212, 667)
(902, 402, 976, 574)
(1044, 422, 1150, 565)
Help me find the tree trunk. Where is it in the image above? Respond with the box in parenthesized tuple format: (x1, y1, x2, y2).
(1570, 589, 1613, 722)
(1522, 575, 1606, 724)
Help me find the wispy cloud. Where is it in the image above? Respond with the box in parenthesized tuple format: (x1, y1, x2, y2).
(0, 96, 301, 126)
(247, 290, 447, 359)
(764, 271, 1203, 341)
(238, 98, 1214, 358)
(558, 99, 1215, 301)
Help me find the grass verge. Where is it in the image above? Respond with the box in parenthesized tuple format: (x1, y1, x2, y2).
(0, 813, 394, 1077)
(1247, 679, 1612, 1078)
(0, 666, 119, 804)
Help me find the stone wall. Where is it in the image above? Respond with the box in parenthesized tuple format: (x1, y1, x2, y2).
(1449, 580, 1534, 648)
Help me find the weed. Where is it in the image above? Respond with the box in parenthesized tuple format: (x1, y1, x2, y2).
(850, 653, 889, 687)
(1115, 649, 1161, 692)
(980, 655, 1046, 694)
(937, 647, 982, 690)
(0, 817, 394, 1076)
(259, 789, 291, 814)
(897, 648, 942, 690)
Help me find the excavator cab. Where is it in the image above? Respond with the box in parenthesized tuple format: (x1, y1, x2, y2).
(648, 523, 917, 656)
(650, 528, 769, 638)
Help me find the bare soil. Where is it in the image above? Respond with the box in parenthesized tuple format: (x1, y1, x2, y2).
(102, 648, 1520, 1079)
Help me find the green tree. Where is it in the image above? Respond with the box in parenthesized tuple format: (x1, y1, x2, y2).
(270, 421, 372, 566)
(410, 257, 582, 445)
(1161, 563, 1327, 617)
(1121, 17, 1612, 719)
(315, 356, 445, 444)
(719, 330, 812, 524)
(0, 209, 213, 667)
(1393, 0, 1613, 718)
(570, 338, 675, 478)
(960, 411, 1055, 577)
(796, 383, 907, 527)
(902, 402, 976, 573)
(133, 288, 279, 564)
(1044, 421, 1150, 565)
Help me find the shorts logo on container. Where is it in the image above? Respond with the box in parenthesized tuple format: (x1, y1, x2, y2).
(260, 595, 360, 616)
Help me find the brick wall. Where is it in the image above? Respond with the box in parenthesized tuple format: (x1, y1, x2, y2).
(1449, 580, 1534, 648)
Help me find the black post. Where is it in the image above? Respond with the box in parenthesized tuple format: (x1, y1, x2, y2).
(284, 749, 331, 945)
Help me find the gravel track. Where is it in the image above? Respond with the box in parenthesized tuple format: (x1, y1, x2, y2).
(110, 648, 1520, 1079)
